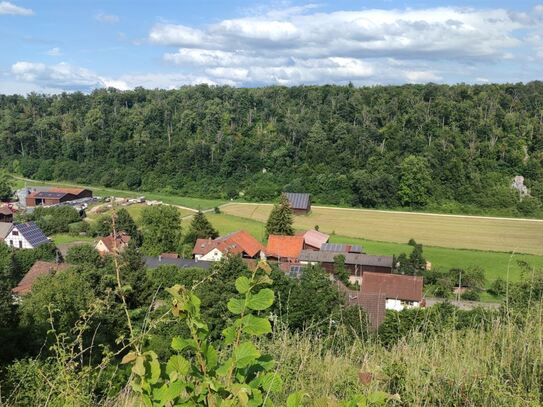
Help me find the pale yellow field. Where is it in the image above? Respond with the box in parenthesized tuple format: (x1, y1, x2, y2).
(221, 204, 543, 255)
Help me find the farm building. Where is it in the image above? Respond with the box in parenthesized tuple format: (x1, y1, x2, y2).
(301, 230, 329, 250)
(95, 233, 131, 256)
(12, 261, 70, 296)
(299, 250, 393, 284)
(192, 230, 264, 262)
(336, 281, 387, 329)
(284, 192, 311, 214)
(360, 272, 423, 311)
(4, 222, 50, 249)
(0, 205, 14, 223)
(25, 187, 93, 207)
(265, 235, 305, 262)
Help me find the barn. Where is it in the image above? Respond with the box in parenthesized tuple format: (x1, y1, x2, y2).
(284, 192, 311, 214)
(25, 187, 93, 207)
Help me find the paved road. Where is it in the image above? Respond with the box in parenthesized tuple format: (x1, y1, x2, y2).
(425, 297, 501, 310)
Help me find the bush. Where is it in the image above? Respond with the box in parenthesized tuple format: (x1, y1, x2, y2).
(68, 221, 90, 236)
(488, 278, 507, 297)
(460, 289, 481, 301)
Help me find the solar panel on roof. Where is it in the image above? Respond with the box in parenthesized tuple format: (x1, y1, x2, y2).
(284, 193, 310, 210)
(16, 222, 50, 247)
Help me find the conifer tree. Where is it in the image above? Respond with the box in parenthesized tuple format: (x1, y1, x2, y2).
(265, 194, 294, 238)
(185, 210, 219, 246)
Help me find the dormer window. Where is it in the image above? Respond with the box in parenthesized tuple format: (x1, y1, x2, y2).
(12, 230, 19, 236)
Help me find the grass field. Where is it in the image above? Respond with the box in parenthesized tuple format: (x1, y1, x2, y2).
(87, 203, 194, 223)
(203, 211, 543, 286)
(12, 177, 223, 210)
(221, 203, 543, 256)
(50, 233, 95, 245)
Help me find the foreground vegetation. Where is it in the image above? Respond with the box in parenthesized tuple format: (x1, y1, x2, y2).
(2, 83, 543, 218)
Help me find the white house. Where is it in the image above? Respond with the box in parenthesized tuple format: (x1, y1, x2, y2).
(4, 222, 50, 249)
(360, 272, 424, 312)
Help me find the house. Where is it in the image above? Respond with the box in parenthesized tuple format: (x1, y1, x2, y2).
(144, 255, 212, 270)
(265, 235, 305, 262)
(192, 238, 242, 261)
(12, 260, 70, 296)
(284, 192, 311, 214)
(0, 205, 14, 223)
(299, 250, 393, 284)
(215, 230, 264, 258)
(4, 222, 50, 249)
(336, 281, 387, 329)
(320, 243, 363, 254)
(302, 230, 329, 251)
(95, 233, 131, 256)
(25, 187, 93, 207)
(360, 272, 423, 311)
(192, 230, 264, 262)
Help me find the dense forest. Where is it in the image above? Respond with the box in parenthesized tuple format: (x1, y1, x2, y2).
(1, 82, 543, 216)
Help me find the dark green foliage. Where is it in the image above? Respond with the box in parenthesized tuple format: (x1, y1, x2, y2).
(488, 278, 507, 297)
(2, 84, 543, 216)
(68, 221, 90, 236)
(396, 239, 426, 275)
(11, 243, 57, 280)
(460, 289, 481, 301)
(0, 171, 14, 200)
(25, 206, 81, 235)
(265, 194, 294, 238)
(333, 254, 351, 287)
(184, 210, 219, 246)
(118, 243, 153, 308)
(65, 244, 102, 266)
(140, 205, 182, 256)
(93, 208, 141, 243)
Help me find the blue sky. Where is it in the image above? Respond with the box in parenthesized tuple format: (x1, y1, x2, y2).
(1, 0, 543, 94)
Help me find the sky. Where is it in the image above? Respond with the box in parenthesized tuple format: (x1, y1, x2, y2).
(1, 0, 543, 94)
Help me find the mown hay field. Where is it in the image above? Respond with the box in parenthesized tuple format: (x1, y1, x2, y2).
(221, 203, 543, 256)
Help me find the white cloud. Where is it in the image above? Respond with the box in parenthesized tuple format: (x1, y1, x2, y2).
(95, 12, 120, 23)
(0, 1, 33, 16)
(147, 5, 543, 86)
(46, 47, 62, 56)
(405, 70, 442, 83)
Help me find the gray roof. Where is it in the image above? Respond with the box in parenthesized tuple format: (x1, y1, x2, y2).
(299, 250, 393, 268)
(144, 256, 212, 270)
(284, 192, 311, 210)
(321, 243, 363, 254)
(14, 222, 50, 247)
(0, 223, 13, 240)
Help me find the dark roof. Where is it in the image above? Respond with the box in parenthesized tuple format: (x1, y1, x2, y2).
(321, 243, 363, 254)
(144, 256, 212, 270)
(14, 222, 50, 247)
(360, 272, 423, 302)
(32, 191, 71, 199)
(299, 250, 393, 268)
(12, 261, 70, 295)
(284, 192, 311, 210)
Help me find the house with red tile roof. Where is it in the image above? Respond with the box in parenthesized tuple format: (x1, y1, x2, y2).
(12, 260, 70, 296)
(265, 235, 305, 262)
(360, 272, 423, 311)
(95, 233, 131, 256)
(192, 230, 264, 262)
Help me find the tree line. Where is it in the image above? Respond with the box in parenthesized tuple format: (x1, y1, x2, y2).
(1, 82, 543, 216)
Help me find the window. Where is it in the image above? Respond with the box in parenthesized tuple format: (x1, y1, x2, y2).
(12, 230, 18, 236)
(9, 240, 13, 246)
(18, 241, 22, 249)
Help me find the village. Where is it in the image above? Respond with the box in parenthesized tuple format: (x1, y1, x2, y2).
(1, 186, 423, 329)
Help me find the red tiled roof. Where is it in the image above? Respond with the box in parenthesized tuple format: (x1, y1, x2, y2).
(192, 238, 243, 256)
(217, 230, 264, 258)
(336, 280, 386, 329)
(0, 205, 14, 215)
(303, 230, 330, 249)
(160, 252, 180, 259)
(49, 187, 88, 196)
(266, 235, 304, 260)
(98, 233, 131, 253)
(360, 272, 423, 302)
(12, 261, 70, 295)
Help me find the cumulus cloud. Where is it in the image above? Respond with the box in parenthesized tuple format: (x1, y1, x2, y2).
(146, 5, 543, 86)
(95, 12, 120, 23)
(0, 1, 33, 15)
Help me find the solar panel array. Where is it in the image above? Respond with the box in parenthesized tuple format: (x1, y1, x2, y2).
(35, 192, 69, 199)
(284, 192, 310, 210)
(16, 222, 50, 247)
(320, 243, 363, 253)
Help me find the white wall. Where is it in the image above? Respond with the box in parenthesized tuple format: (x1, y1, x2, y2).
(198, 248, 224, 262)
(385, 299, 420, 311)
(4, 226, 33, 249)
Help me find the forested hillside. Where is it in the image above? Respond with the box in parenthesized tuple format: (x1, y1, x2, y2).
(1, 82, 543, 216)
